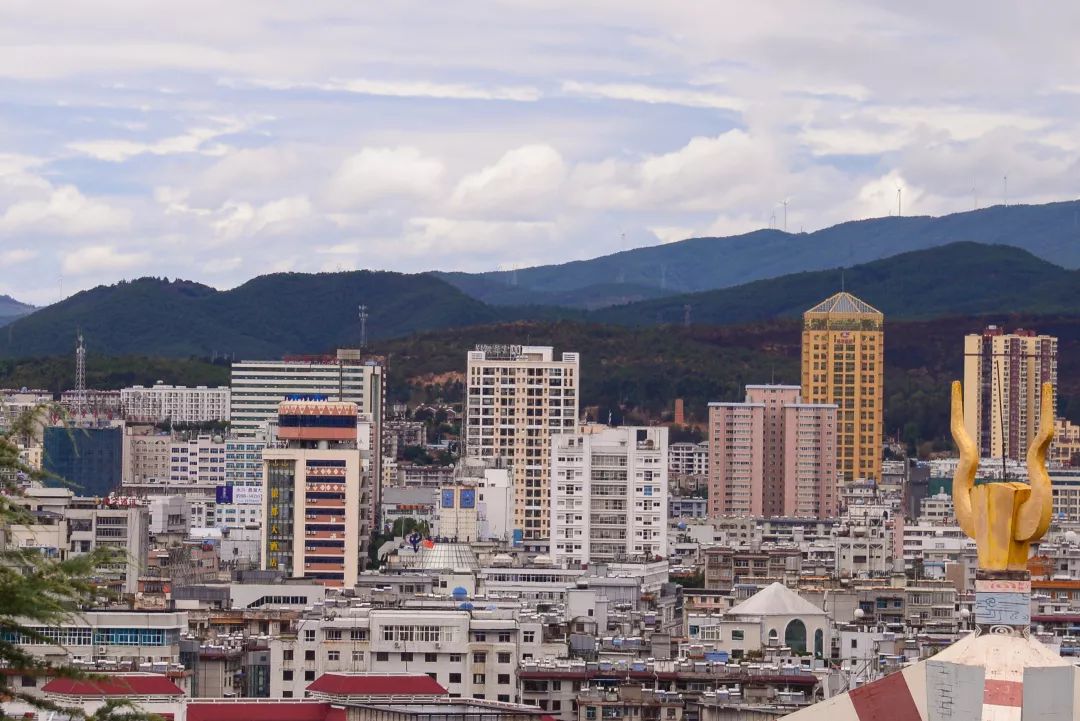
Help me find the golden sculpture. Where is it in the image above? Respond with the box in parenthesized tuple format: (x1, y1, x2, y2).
(951, 381, 1054, 571)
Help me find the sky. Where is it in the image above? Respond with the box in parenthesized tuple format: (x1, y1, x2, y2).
(2, 1, 1080, 305)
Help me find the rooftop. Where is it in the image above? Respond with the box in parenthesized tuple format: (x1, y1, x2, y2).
(803, 291, 882, 317)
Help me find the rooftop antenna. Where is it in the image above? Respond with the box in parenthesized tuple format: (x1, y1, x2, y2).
(896, 186, 902, 217)
(358, 304, 369, 348)
(780, 198, 789, 232)
(769, 210, 776, 229)
(74, 332, 87, 416)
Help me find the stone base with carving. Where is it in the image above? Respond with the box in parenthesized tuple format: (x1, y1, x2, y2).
(974, 569, 1031, 637)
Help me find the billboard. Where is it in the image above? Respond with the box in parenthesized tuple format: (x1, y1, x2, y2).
(217, 485, 262, 505)
(460, 489, 476, 509)
(441, 489, 455, 508)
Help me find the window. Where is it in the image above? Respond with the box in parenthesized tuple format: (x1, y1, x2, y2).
(305, 670, 315, 681)
(283, 691, 293, 698)
(498, 674, 511, 685)
(352, 651, 363, 662)
(325, 629, 342, 640)
(474, 652, 487, 663)
(473, 673, 486, 684)
(474, 632, 486, 642)
(498, 695, 510, 703)
(375, 652, 389, 662)
(401, 652, 414, 662)
(20, 676, 35, 688)
(523, 631, 535, 643)
(328, 651, 340, 662)
(304, 629, 316, 642)
(850, 639, 858, 649)
(498, 633, 512, 642)
(449, 654, 462, 662)
(351, 629, 367, 641)
(497, 652, 511, 664)
(427, 672, 437, 681)
(305, 650, 315, 661)
(731, 630, 744, 641)
(283, 650, 294, 661)
(449, 673, 462, 683)
(282, 670, 293, 681)
(425, 653, 438, 663)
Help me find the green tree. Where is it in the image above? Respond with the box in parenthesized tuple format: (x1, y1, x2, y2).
(0, 406, 152, 719)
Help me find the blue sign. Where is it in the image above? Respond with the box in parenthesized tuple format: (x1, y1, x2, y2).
(285, 393, 328, 401)
(704, 652, 729, 663)
(460, 489, 476, 509)
(512, 528, 524, 547)
(441, 489, 455, 508)
(215, 485, 233, 504)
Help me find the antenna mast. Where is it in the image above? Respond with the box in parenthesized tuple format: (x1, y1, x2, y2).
(358, 305, 369, 348)
(74, 332, 87, 416)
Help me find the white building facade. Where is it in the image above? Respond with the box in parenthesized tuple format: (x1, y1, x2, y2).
(121, 384, 230, 424)
(551, 425, 668, 565)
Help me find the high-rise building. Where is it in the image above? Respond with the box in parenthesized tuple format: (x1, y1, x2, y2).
(230, 351, 383, 438)
(464, 345, 579, 540)
(707, 385, 838, 519)
(261, 397, 373, 587)
(43, 425, 124, 497)
(551, 425, 668, 564)
(962, 325, 1058, 461)
(801, 292, 884, 483)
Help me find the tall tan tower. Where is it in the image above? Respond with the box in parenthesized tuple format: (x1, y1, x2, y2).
(801, 292, 883, 484)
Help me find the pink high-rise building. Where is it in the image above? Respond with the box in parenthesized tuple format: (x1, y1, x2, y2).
(708, 385, 838, 520)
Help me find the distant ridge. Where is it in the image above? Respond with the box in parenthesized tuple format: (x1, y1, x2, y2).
(1, 242, 1077, 359)
(0, 294, 35, 326)
(439, 200, 1080, 307)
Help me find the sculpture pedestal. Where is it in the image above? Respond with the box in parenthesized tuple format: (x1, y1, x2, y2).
(974, 569, 1031, 636)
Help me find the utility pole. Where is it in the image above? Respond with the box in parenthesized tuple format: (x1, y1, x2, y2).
(74, 332, 87, 416)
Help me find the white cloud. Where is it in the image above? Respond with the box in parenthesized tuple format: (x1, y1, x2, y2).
(0, 248, 37, 265)
(0, 184, 131, 235)
(67, 117, 251, 162)
(325, 147, 445, 209)
(61, 245, 149, 275)
(213, 195, 314, 240)
(243, 77, 541, 102)
(562, 81, 744, 111)
(452, 145, 566, 217)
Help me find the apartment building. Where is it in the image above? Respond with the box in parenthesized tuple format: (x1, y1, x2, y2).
(669, 441, 709, 477)
(261, 397, 373, 587)
(169, 435, 227, 485)
(963, 325, 1058, 461)
(121, 383, 231, 424)
(125, 431, 171, 483)
(271, 606, 522, 702)
(551, 425, 668, 564)
(801, 292, 884, 483)
(464, 345, 579, 540)
(707, 385, 837, 519)
(10, 487, 149, 595)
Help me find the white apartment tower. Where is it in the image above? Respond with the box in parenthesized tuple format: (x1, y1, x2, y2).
(551, 425, 668, 564)
(465, 345, 579, 540)
(121, 383, 230, 424)
(230, 350, 383, 438)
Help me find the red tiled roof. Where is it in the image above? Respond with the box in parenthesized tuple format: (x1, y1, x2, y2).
(43, 674, 184, 696)
(306, 673, 447, 696)
(188, 702, 335, 721)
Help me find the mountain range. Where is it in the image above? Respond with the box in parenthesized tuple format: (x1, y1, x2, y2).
(0, 241, 1076, 359)
(437, 200, 1080, 307)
